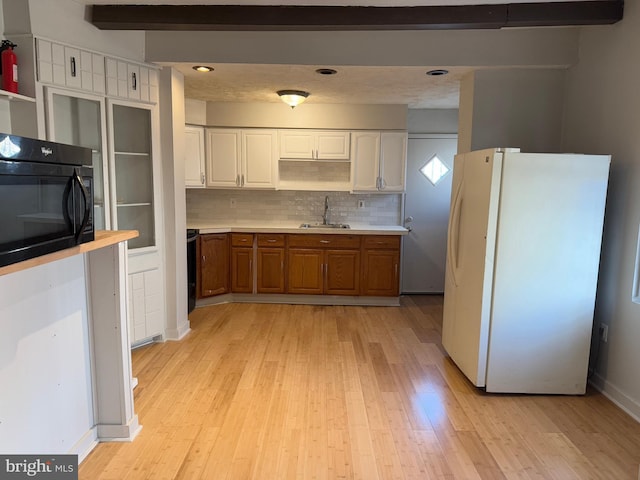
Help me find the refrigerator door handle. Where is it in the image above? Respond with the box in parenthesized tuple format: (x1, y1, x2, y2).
(447, 179, 464, 287)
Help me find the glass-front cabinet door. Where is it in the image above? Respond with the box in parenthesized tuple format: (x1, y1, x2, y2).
(45, 88, 110, 230)
(108, 100, 159, 251)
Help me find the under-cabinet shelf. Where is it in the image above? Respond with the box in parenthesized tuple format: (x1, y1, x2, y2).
(277, 180, 352, 192)
(279, 158, 350, 163)
(0, 89, 36, 103)
(117, 202, 152, 207)
(114, 151, 150, 156)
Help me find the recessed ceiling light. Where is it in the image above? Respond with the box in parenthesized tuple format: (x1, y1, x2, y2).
(426, 69, 449, 76)
(193, 65, 214, 73)
(316, 68, 337, 75)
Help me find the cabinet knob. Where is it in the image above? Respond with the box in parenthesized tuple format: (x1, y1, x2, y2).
(70, 56, 77, 77)
(201, 173, 205, 184)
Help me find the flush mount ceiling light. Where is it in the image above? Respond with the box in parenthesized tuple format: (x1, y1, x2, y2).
(192, 65, 214, 72)
(426, 69, 449, 76)
(277, 90, 310, 108)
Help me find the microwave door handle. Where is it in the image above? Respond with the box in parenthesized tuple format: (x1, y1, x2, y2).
(73, 168, 91, 241)
(63, 176, 75, 232)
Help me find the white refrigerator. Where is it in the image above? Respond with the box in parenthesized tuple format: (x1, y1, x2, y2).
(442, 148, 610, 394)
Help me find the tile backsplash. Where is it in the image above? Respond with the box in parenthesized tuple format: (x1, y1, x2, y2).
(186, 189, 402, 225)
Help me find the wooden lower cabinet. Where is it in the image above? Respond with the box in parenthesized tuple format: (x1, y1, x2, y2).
(257, 248, 286, 293)
(197, 232, 401, 300)
(325, 249, 360, 295)
(257, 234, 286, 293)
(360, 235, 401, 296)
(231, 247, 253, 293)
(230, 233, 254, 293)
(287, 234, 361, 296)
(198, 233, 230, 297)
(287, 249, 324, 294)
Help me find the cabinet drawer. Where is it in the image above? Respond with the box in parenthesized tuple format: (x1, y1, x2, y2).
(257, 233, 285, 247)
(231, 233, 254, 247)
(362, 235, 401, 250)
(288, 234, 361, 249)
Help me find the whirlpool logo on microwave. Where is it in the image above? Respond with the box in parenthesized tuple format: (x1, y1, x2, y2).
(40, 147, 53, 156)
(0, 455, 77, 479)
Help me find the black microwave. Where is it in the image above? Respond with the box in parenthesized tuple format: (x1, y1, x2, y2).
(0, 133, 94, 268)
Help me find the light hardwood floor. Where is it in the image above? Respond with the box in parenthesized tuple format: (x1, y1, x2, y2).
(79, 296, 640, 479)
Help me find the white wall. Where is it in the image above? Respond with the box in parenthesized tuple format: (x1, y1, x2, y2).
(205, 102, 407, 130)
(562, 2, 640, 420)
(146, 28, 579, 67)
(159, 67, 190, 341)
(458, 68, 566, 153)
(407, 109, 458, 134)
(185, 98, 206, 125)
(3, 0, 145, 61)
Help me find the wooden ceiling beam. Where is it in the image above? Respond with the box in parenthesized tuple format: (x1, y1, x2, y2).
(90, 1, 624, 31)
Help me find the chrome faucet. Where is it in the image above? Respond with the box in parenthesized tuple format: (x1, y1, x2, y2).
(322, 195, 330, 225)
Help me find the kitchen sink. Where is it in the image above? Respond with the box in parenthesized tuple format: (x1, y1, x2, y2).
(299, 223, 350, 229)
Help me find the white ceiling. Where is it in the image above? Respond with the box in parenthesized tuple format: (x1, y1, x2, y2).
(163, 63, 473, 109)
(86, 0, 584, 109)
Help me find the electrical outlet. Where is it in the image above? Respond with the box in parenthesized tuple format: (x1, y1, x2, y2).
(358, 200, 365, 209)
(230, 198, 236, 208)
(600, 323, 608, 343)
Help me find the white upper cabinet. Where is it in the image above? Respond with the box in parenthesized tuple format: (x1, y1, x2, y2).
(206, 129, 277, 189)
(206, 129, 242, 187)
(36, 38, 105, 94)
(185, 125, 206, 188)
(379, 132, 407, 192)
(105, 57, 158, 103)
(242, 130, 278, 188)
(36, 38, 157, 102)
(350, 132, 381, 192)
(351, 131, 407, 193)
(279, 130, 350, 160)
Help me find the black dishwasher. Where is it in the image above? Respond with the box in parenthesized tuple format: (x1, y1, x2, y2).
(187, 229, 199, 313)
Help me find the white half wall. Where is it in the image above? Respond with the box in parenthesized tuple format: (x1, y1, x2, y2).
(563, 1, 640, 420)
(0, 256, 95, 456)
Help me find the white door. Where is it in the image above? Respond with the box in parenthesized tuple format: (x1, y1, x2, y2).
(401, 135, 457, 293)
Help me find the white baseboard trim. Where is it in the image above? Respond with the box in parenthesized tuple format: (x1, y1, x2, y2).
(196, 293, 401, 307)
(97, 415, 142, 442)
(72, 427, 99, 463)
(589, 373, 640, 423)
(164, 321, 191, 341)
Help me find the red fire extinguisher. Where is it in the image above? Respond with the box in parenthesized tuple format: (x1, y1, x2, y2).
(0, 40, 18, 94)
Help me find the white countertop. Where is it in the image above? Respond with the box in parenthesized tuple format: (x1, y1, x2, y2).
(188, 221, 408, 235)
